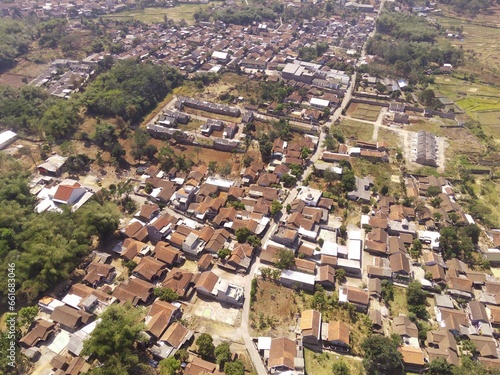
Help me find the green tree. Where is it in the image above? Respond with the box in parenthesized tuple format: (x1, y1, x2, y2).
(235, 227, 252, 243)
(40, 100, 82, 141)
(361, 335, 403, 375)
(332, 359, 351, 375)
(196, 333, 215, 359)
(82, 304, 145, 373)
(154, 287, 179, 302)
(341, 169, 356, 192)
(175, 349, 189, 362)
(159, 357, 181, 375)
(131, 129, 151, 162)
(208, 161, 218, 173)
(258, 134, 273, 163)
(276, 249, 295, 270)
(215, 342, 232, 368)
(218, 248, 232, 260)
(336, 268, 346, 283)
(409, 239, 422, 259)
(247, 235, 261, 248)
(224, 360, 245, 375)
(18, 306, 39, 330)
(270, 200, 283, 216)
(218, 162, 232, 177)
(281, 174, 297, 188)
(407, 281, 428, 319)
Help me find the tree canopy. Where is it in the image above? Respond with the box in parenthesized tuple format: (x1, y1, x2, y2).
(0, 154, 120, 304)
(81, 60, 183, 124)
(361, 335, 403, 375)
(82, 304, 145, 374)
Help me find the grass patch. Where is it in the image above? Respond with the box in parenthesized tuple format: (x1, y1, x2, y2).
(304, 348, 365, 375)
(390, 286, 409, 317)
(377, 127, 401, 148)
(102, 4, 215, 24)
(250, 280, 311, 337)
(350, 158, 402, 196)
(347, 103, 382, 122)
(338, 118, 374, 141)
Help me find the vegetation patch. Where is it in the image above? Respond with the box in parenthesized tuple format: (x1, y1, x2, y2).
(304, 348, 365, 375)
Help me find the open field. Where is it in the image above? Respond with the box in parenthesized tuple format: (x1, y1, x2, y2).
(350, 158, 403, 196)
(389, 286, 409, 318)
(431, 76, 500, 139)
(102, 4, 215, 24)
(436, 14, 500, 84)
(347, 103, 381, 122)
(249, 280, 310, 338)
(377, 127, 401, 148)
(304, 349, 365, 375)
(338, 118, 374, 141)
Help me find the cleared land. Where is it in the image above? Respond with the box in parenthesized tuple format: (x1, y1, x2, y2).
(389, 286, 409, 318)
(347, 103, 382, 122)
(350, 158, 403, 196)
(102, 4, 215, 24)
(436, 14, 500, 84)
(338, 118, 374, 141)
(249, 280, 310, 338)
(304, 349, 365, 375)
(431, 76, 500, 139)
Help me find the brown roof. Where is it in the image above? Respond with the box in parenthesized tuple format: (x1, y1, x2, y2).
(121, 238, 147, 261)
(393, 315, 418, 338)
(195, 271, 219, 293)
(162, 269, 194, 298)
(399, 346, 425, 366)
(369, 217, 388, 229)
(133, 256, 167, 281)
(66, 356, 90, 375)
(122, 221, 143, 239)
(489, 305, 500, 324)
(389, 252, 411, 274)
(316, 265, 335, 284)
(367, 227, 388, 243)
(300, 310, 321, 339)
(169, 232, 187, 248)
(447, 276, 472, 294)
(82, 262, 115, 286)
(137, 203, 159, 221)
(326, 321, 350, 345)
(268, 337, 296, 370)
(146, 300, 179, 338)
(439, 307, 468, 331)
(320, 255, 338, 266)
(298, 243, 315, 257)
(364, 240, 387, 254)
(346, 286, 369, 306)
(427, 263, 446, 281)
(19, 320, 56, 347)
(184, 356, 216, 375)
(260, 245, 282, 264)
(50, 305, 92, 330)
(160, 322, 191, 347)
(53, 183, 81, 202)
(295, 258, 316, 273)
(112, 277, 154, 306)
(198, 253, 213, 270)
(154, 242, 181, 265)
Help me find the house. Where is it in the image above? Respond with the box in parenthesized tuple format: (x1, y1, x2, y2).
(389, 252, 412, 279)
(135, 203, 160, 223)
(162, 269, 195, 300)
(182, 233, 205, 257)
(82, 263, 116, 288)
(322, 321, 350, 351)
(271, 226, 299, 248)
(267, 337, 301, 373)
(50, 305, 93, 332)
(37, 154, 68, 176)
(393, 315, 418, 342)
(339, 286, 369, 311)
(19, 320, 56, 348)
(147, 213, 177, 242)
(132, 256, 168, 282)
(446, 275, 473, 299)
(145, 300, 181, 340)
(52, 181, 87, 205)
(280, 269, 316, 292)
(315, 265, 335, 288)
(154, 242, 182, 267)
(347, 176, 373, 202)
(426, 329, 460, 367)
(399, 346, 426, 374)
(195, 271, 244, 307)
(300, 310, 322, 348)
(197, 253, 213, 271)
(118, 238, 150, 261)
(184, 356, 216, 375)
(219, 243, 254, 273)
(151, 322, 194, 359)
(415, 131, 438, 167)
(112, 277, 155, 306)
